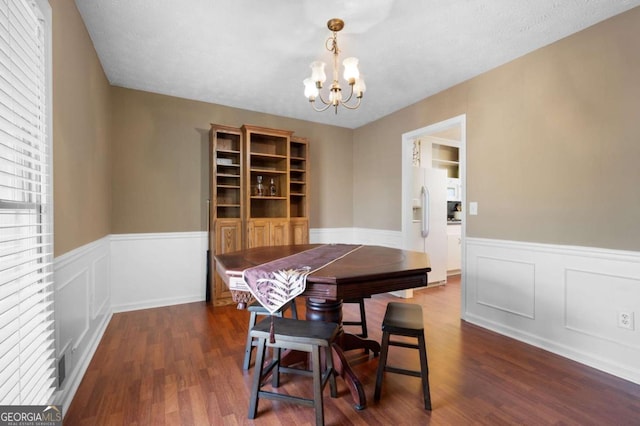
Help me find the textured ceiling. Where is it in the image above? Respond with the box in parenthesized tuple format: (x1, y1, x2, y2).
(75, 0, 640, 129)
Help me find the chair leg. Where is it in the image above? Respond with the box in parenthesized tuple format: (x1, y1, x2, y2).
(374, 331, 390, 401)
(271, 346, 281, 388)
(311, 345, 324, 426)
(243, 311, 258, 370)
(289, 299, 298, 319)
(418, 334, 432, 410)
(358, 299, 368, 338)
(325, 345, 337, 398)
(248, 336, 266, 419)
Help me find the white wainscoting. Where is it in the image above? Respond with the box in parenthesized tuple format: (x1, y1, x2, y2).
(53, 236, 112, 411)
(110, 232, 208, 312)
(310, 227, 403, 248)
(466, 237, 640, 385)
(51, 230, 640, 412)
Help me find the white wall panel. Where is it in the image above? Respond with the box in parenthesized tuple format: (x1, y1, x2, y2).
(110, 232, 207, 312)
(476, 256, 535, 318)
(310, 227, 403, 248)
(565, 269, 640, 349)
(92, 254, 110, 319)
(56, 269, 89, 355)
(466, 238, 640, 385)
(53, 237, 111, 411)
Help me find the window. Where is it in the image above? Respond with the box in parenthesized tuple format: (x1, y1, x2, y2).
(0, 0, 55, 404)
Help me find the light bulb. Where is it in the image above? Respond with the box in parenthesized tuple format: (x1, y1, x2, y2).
(303, 78, 319, 99)
(310, 61, 327, 86)
(342, 57, 360, 84)
(354, 77, 366, 97)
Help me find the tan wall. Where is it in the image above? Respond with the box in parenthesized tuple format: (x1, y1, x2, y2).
(354, 7, 640, 251)
(54, 0, 640, 251)
(110, 88, 353, 234)
(52, 0, 112, 256)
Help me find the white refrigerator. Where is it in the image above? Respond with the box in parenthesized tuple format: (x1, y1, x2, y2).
(411, 167, 448, 284)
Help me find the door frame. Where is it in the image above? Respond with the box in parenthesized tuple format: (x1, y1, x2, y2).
(401, 114, 467, 319)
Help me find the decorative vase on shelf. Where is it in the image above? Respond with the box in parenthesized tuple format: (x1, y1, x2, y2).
(269, 178, 277, 197)
(255, 175, 264, 196)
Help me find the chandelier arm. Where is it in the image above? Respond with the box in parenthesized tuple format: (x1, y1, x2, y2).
(341, 84, 355, 104)
(310, 100, 333, 112)
(316, 91, 332, 106)
(339, 96, 362, 110)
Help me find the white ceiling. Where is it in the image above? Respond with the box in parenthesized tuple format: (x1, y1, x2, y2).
(75, 0, 640, 129)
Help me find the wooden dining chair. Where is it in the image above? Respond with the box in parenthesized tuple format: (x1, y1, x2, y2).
(374, 302, 432, 410)
(243, 299, 298, 370)
(248, 316, 339, 426)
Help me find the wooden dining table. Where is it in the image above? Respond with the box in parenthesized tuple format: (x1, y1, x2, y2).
(214, 244, 431, 410)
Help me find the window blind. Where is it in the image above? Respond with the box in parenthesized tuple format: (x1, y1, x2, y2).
(0, 0, 55, 405)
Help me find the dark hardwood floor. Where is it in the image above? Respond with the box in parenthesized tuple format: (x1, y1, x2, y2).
(65, 276, 640, 425)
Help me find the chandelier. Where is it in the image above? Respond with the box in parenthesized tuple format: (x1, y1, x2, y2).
(303, 19, 366, 114)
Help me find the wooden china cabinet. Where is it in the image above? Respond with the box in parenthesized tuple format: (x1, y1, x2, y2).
(209, 124, 309, 306)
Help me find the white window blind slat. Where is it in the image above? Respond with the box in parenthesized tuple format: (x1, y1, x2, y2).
(0, 300, 19, 336)
(0, 363, 20, 403)
(19, 293, 53, 327)
(0, 326, 20, 381)
(0, 261, 47, 286)
(21, 333, 54, 377)
(0, 139, 48, 166)
(22, 368, 55, 405)
(0, 354, 19, 390)
(0, 0, 54, 406)
(0, 244, 51, 269)
(0, 280, 19, 311)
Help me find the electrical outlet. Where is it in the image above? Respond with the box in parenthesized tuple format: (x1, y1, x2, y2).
(617, 311, 634, 330)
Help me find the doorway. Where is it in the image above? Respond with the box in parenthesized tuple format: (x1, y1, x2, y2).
(401, 115, 466, 318)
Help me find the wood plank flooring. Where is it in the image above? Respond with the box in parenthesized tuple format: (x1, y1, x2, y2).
(64, 276, 640, 425)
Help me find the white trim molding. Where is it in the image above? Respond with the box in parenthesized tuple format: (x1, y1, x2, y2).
(465, 237, 640, 385)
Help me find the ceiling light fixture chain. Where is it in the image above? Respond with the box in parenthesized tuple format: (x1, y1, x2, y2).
(303, 18, 366, 114)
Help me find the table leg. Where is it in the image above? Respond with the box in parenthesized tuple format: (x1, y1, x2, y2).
(306, 298, 380, 410)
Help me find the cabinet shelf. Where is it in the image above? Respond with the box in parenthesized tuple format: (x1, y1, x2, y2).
(250, 168, 287, 174)
(217, 149, 240, 154)
(251, 196, 287, 200)
(251, 152, 287, 160)
(217, 184, 240, 189)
